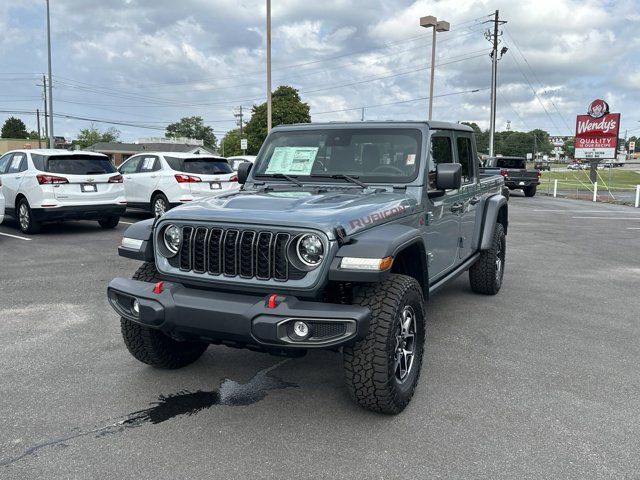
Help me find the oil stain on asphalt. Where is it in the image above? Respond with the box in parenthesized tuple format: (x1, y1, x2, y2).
(0, 360, 296, 467)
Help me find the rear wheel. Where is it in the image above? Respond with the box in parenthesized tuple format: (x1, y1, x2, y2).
(120, 262, 208, 369)
(343, 274, 425, 414)
(17, 198, 41, 234)
(469, 223, 506, 295)
(98, 216, 119, 229)
(151, 193, 169, 217)
(524, 185, 537, 197)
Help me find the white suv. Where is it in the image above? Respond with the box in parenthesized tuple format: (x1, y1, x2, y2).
(0, 178, 5, 225)
(0, 149, 126, 234)
(118, 152, 239, 216)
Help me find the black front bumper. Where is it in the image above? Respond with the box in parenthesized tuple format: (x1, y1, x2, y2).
(107, 277, 370, 349)
(32, 204, 126, 221)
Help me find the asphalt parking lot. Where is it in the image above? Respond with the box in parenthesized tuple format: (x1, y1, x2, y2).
(1, 195, 639, 479)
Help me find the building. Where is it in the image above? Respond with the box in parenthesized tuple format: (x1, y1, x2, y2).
(87, 137, 215, 166)
(549, 135, 573, 160)
(0, 138, 46, 153)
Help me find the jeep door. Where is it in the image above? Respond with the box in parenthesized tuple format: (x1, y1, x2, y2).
(455, 133, 480, 262)
(424, 131, 460, 278)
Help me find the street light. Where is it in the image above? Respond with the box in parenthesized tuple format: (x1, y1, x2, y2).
(420, 15, 450, 121)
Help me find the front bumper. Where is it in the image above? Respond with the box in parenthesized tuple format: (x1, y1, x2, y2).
(32, 204, 126, 221)
(107, 277, 370, 349)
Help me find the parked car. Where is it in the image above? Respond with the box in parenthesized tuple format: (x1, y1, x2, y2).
(480, 156, 540, 197)
(0, 178, 5, 225)
(567, 163, 580, 170)
(227, 155, 257, 172)
(0, 149, 125, 234)
(108, 121, 509, 414)
(118, 153, 239, 216)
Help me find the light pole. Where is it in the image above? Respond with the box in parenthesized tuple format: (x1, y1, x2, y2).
(46, 0, 55, 148)
(266, 0, 272, 133)
(419, 15, 450, 121)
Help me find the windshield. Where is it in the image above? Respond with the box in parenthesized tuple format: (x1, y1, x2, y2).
(165, 156, 233, 175)
(40, 155, 116, 175)
(254, 128, 422, 183)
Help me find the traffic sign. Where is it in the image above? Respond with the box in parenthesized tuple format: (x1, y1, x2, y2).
(240, 138, 248, 150)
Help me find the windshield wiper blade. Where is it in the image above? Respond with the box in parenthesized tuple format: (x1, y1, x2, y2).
(255, 173, 304, 187)
(310, 174, 368, 188)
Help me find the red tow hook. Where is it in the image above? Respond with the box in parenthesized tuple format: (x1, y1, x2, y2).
(266, 294, 281, 309)
(153, 281, 165, 294)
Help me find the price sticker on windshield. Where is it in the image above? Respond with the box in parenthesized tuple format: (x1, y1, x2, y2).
(265, 147, 319, 175)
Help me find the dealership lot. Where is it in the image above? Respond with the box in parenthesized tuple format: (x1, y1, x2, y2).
(1, 196, 639, 479)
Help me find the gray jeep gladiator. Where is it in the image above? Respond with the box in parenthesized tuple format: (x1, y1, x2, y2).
(107, 121, 508, 414)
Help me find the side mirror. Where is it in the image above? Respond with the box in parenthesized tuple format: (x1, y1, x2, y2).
(237, 161, 253, 185)
(436, 163, 462, 191)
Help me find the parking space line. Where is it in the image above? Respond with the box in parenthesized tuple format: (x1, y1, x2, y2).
(627, 227, 640, 230)
(0, 231, 32, 241)
(120, 221, 135, 225)
(572, 217, 640, 220)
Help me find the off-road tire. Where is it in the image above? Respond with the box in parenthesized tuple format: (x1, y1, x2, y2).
(469, 223, 506, 295)
(524, 185, 537, 197)
(120, 262, 208, 369)
(17, 198, 41, 234)
(151, 193, 169, 217)
(343, 274, 425, 414)
(98, 216, 120, 229)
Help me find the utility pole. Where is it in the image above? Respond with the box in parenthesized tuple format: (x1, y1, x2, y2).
(234, 106, 246, 154)
(36, 108, 42, 148)
(485, 10, 507, 157)
(361, 107, 365, 122)
(46, 0, 55, 148)
(41, 75, 49, 141)
(266, 0, 272, 133)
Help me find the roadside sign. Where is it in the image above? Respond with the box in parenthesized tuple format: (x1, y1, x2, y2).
(240, 138, 248, 150)
(630, 141, 636, 152)
(575, 99, 620, 160)
(526, 153, 532, 160)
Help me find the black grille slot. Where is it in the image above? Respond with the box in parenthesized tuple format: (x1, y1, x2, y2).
(173, 225, 310, 282)
(192, 227, 208, 273)
(310, 322, 347, 339)
(256, 232, 273, 280)
(223, 230, 239, 276)
(239, 231, 256, 278)
(180, 226, 194, 270)
(273, 233, 290, 281)
(207, 228, 223, 275)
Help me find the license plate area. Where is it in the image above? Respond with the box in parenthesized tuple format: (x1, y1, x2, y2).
(81, 183, 97, 192)
(518, 181, 525, 186)
(210, 182, 221, 190)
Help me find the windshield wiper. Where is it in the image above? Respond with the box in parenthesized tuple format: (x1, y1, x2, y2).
(255, 173, 304, 187)
(310, 174, 368, 188)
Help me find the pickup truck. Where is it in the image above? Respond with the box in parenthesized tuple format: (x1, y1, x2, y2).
(482, 156, 540, 197)
(107, 121, 509, 414)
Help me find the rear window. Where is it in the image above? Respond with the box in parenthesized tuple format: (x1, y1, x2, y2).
(165, 156, 233, 175)
(43, 155, 116, 175)
(495, 158, 525, 169)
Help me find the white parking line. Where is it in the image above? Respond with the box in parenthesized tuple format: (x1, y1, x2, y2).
(535, 209, 640, 213)
(120, 221, 135, 225)
(0, 231, 32, 241)
(627, 227, 640, 230)
(572, 217, 640, 220)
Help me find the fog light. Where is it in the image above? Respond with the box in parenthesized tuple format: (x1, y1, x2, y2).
(293, 321, 310, 339)
(131, 299, 140, 315)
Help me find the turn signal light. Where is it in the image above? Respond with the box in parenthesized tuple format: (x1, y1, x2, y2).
(340, 256, 394, 271)
(36, 174, 68, 184)
(175, 174, 202, 183)
(109, 174, 123, 183)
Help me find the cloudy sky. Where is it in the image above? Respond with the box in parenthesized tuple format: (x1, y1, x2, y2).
(1, 0, 639, 144)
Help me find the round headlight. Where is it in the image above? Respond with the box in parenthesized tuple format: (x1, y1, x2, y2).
(296, 234, 324, 267)
(163, 224, 182, 256)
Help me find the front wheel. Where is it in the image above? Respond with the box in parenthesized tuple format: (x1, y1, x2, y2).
(151, 193, 169, 217)
(469, 223, 506, 295)
(98, 216, 120, 229)
(121, 262, 208, 369)
(17, 198, 41, 234)
(343, 274, 426, 414)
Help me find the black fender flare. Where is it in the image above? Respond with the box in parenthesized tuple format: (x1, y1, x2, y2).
(118, 218, 155, 261)
(479, 194, 508, 250)
(328, 224, 427, 286)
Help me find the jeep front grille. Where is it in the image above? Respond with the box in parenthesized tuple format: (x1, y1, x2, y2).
(174, 226, 305, 282)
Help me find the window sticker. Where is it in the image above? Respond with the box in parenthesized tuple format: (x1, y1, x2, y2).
(142, 157, 155, 170)
(10, 156, 23, 169)
(265, 147, 319, 175)
(406, 154, 416, 165)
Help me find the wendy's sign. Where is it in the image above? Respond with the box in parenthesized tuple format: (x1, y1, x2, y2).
(575, 99, 620, 160)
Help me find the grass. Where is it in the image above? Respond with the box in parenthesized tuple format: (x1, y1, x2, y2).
(540, 169, 640, 190)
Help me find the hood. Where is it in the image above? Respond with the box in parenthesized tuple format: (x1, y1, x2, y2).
(161, 188, 419, 237)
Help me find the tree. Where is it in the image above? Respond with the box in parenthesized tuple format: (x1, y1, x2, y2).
(563, 137, 575, 159)
(28, 130, 41, 140)
(244, 85, 311, 154)
(75, 125, 120, 149)
(165, 116, 217, 150)
(528, 129, 553, 155)
(461, 122, 489, 154)
(220, 128, 243, 157)
(1, 117, 28, 138)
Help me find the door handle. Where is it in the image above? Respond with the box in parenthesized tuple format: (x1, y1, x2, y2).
(150, 175, 158, 179)
(469, 196, 481, 205)
(125, 176, 132, 179)
(451, 202, 465, 214)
